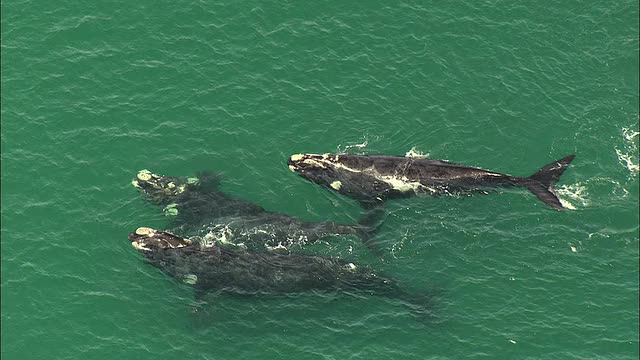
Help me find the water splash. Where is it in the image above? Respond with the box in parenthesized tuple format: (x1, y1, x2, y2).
(390, 229, 409, 259)
(337, 138, 369, 154)
(615, 126, 639, 176)
(404, 146, 429, 158)
(556, 183, 590, 209)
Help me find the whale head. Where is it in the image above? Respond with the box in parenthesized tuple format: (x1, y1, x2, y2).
(132, 170, 194, 204)
(129, 227, 192, 252)
(288, 153, 392, 201)
(287, 153, 357, 191)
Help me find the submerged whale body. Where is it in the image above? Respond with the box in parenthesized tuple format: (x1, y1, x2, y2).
(288, 153, 576, 210)
(132, 170, 364, 252)
(128, 227, 431, 316)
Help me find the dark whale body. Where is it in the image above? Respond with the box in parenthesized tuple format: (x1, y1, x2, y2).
(128, 227, 431, 316)
(132, 170, 364, 252)
(288, 153, 576, 211)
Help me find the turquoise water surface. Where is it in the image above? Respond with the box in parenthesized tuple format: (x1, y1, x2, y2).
(2, 1, 639, 359)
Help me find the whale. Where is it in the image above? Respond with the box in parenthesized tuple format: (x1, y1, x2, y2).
(128, 227, 432, 316)
(288, 153, 576, 210)
(132, 169, 373, 252)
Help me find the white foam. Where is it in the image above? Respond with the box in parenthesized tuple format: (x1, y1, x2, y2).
(337, 137, 370, 154)
(615, 148, 639, 174)
(405, 146, 429, 158)
(559, 198, 576, 210)
(616, 126, 639, 176)
(556, 183, 590, 209)
(623, 127, 639, 142)
(202, 225, 234, 248)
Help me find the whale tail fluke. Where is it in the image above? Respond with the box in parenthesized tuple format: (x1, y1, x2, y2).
(524, 154, 576, 210)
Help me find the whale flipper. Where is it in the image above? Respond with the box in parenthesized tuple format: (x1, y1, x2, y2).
(195, 171, 223, 193)
(524, 155, 576, 210)
(355, 203, 387, 255)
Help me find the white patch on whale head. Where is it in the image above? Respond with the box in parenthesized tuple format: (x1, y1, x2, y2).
(135, 227, 155, 236)
(131, 241, 151, 251)
(183, 274, 198, 285)
(290, 154, 305, 162)
(292, 154, 366, 174)
(330, 181, 342, 190)
(163, 203, 179, 216)
(305, 158, 327, 168)
(136, 169, 153, 181)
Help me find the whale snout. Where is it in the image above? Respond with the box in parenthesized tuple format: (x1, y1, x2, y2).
(288, 153, 337, 174)
(288, 154, 316, 174)
(287, 154, 304, 172)
(132, 169, 188, 204)
(129, 227, 192, 252)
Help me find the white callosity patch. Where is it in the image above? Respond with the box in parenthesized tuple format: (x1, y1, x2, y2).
(131, 241, 151, 252)
(183, 274, 198, 285)
(330, 181, 342, 190)
(163, 203, 179, 216)
(135, 227, 154, 236)
(328, 160, 363, 173)
(302, 158, 328, 169)
(290, 154, 305, 162)
(131, 227, 155, 250)
(137, 169, 153, 181)
(294, 154, 362, 173)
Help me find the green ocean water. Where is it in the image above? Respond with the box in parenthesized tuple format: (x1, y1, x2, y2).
(2, 0, 638, 359)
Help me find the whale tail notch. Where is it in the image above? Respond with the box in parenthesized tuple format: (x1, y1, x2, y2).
(524, 154, 576, 210)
